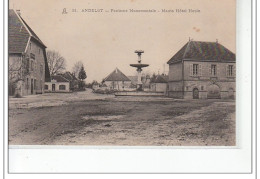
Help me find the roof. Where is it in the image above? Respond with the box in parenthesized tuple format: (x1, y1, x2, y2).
(127, 76, 138, 84)
(167, 41, 235, 64)
(50, 75, 70, 82)
(59, 72, 78, 81)
(104, 68, 131, 82)
(9, 9, 46, 53)
(151, 75, 168, 83)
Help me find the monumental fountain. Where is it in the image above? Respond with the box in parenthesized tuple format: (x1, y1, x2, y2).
(130, 50, 149, 91)
(114, 50, 164, 96)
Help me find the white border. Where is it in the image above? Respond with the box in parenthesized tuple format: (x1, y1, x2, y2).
(3, 0, 256, 178)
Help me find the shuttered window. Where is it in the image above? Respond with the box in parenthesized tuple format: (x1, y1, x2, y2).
(211, 65, 217, 76)
(227, 65, 234, 77)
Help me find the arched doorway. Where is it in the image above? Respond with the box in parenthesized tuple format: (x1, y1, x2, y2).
(207, 84, 221, 99)
(193, 88, 199, 99)
(228, 88, 234, 99)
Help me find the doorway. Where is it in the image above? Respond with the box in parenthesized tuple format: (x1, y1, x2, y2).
(52, 84, 56, 91)
(193, 88, 199, 99)
(31, 79, 33, 94)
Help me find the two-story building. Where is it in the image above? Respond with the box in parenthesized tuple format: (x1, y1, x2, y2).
(167, 40, 236, 99)
(9, 9, 50, 96)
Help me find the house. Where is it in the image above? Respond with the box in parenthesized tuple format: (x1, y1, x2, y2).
(103, 68, 131, 91)
(150, 74, 168, 92)
(127, 75, 151, 89)
(167, 40, 236, 99)
(8, 9, 50, 96)
(59, 71, 79, 91)
(44, 75, 70, 92)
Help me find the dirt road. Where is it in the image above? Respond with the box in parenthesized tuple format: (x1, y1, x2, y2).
(9, 93, 235, 146)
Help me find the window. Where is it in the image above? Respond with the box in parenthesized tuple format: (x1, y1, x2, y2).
(190, 64, 202, 76)
(31, 61, 34, 71)
(227, 65, 234, 77)
(211, 65, 217, 76)
(39, 48, 41, 54)
(193, 64, 198, 75)
(186, 86, 189, 90)
(44, 85, 48, 90)
(26, 58, 30, 73)
(40, 64, 43, 75)
(59, 85, 66, 90)
(29, 43, 31, 50)
(201, 86, 204, 90)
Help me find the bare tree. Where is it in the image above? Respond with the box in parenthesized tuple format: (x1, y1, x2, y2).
(71, 61, 83, 78)
(9, 53, 30, 96)
(46, 50, 66, 75)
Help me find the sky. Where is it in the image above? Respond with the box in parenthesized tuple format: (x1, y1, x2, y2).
(9, 0, 236, 83)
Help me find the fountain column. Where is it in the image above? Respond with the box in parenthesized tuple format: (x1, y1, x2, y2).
(130, 50, 149, 91)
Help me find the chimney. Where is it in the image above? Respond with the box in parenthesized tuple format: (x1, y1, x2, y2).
(16, 10, 21, 16)
(216, 39, 218, 43)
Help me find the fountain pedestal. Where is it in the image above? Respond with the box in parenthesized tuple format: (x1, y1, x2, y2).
(130, 50, 149, 91)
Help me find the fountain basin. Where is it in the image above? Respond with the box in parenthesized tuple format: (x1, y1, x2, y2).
(130, 64, 149, 68)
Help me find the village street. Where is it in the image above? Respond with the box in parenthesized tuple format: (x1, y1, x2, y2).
(9, 89, 236, 146)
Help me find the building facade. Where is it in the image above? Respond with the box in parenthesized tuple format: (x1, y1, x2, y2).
(150, 74, 168, 93)
(44, 75, 70, 93)
(103, 68, 131, 91)
(9, 9, 50, 96)
(167, 40, 236, 99)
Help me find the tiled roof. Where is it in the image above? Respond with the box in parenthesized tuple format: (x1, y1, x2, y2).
(59, 72, 78, 81)
(51, 75, 70, 82)
(104, 68, 131, 81)
(167, 41, 235, 64)
(9, 9, 46, 53)
(9, 9, 30, 53)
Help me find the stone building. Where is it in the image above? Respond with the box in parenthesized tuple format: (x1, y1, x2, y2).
(44, 75, 70, 93)
(8, 9, 50, 96)
(167, 40, 236, 99)
(150, 74, 168, 93)
(103, 68, 131, 91)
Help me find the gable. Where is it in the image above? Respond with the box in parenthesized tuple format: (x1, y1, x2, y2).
(104, 68, 131, 82)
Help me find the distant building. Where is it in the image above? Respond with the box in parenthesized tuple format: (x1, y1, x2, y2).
(103, 68, 131, 90)
(59, 72, 79, 91)
(127, 75, 151, 89)
(44, 75, 70, 92)
(167, 40, 236, 99)
(8, 9, 50, 96)
(150, 74, 168, 92)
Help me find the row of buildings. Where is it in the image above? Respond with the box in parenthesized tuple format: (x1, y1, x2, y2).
(8, 9, 236, 99)
(9, 9, 81, 95)
(99, 40, 236, 99)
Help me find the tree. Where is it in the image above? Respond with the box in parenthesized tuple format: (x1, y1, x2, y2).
(72, 61, 83, 78)
(9, 53, 30, 96)
(46, 50, 66, 75)
(78, 66, 87, 89)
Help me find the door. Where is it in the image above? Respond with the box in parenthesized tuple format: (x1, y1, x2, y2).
(31, 79, 33, 94)
(193, 88, 199, 99)
(52, 84, 55, 91)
